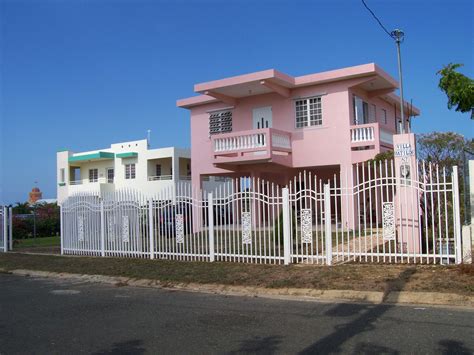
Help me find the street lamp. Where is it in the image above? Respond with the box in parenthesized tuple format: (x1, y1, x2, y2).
(390, 28, 406, 134)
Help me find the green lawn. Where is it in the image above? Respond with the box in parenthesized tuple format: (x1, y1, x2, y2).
(14, 236, 60, 248)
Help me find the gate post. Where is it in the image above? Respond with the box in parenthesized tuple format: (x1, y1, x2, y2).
(3, 206, 7, 252)
(208, 192, 215, 262)
(452, 166, 462, 264)
(60, 205, 64, 255)
(100, 199, 105, 257)
(282, 188, 291, 265)
(9, 207, 12, 251)
(149, 199, 155, 260)
(324, 184, 333, 266)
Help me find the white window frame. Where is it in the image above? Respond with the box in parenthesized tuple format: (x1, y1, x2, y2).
(382, 109, 387, 124)
(125, 164, 136, 180)
(89, 168, 98, 183)
(294, 96, 323, 128)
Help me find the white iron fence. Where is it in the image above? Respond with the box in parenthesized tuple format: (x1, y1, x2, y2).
(0, 206, 13, 252)
(61, 160, 464, 265)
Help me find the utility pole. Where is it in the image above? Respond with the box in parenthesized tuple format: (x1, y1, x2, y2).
(391, 29, 405, 134)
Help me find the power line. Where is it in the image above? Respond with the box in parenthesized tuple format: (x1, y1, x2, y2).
(361, 0, 393, 39)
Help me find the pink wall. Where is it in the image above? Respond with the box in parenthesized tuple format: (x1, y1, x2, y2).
(187, 76, 415, 189)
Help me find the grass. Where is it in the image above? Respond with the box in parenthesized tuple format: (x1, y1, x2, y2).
(14, 236, 60, 248)
(0, 253, 472, 295)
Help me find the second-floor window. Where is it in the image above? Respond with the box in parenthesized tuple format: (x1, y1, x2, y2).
(209, 110, 232, 135)
(382, 109, 387, 124)
(89, 169, 98, 183)
(125, 164, 136, 179)
(353, 96, 369, 124)
(295, 97, 322, 128)
(156, 164, 162, 176)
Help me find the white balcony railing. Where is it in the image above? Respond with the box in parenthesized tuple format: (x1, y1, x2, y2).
(350, 125, 375, 143)
(271, 131, 291, 149)
(214, 132, 266, 153)
(69, 177, 110, 185)
(179, 175, 192, 181)
(148, 175, 173, 181)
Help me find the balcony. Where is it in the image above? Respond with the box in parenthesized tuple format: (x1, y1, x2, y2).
(350, 123, 395, 162)
(211, 128, 292, 167)
(68, 177, 113, 195)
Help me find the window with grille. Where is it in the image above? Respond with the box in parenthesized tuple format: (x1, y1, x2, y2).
(382, 109, 387, 124)
(125, 164, 136, 179)
(295, 97, 322, 128)
(89, 169, 98, 183)
(209, 110, 232, 135)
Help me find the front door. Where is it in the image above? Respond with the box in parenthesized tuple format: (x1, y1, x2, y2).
(252, 106, 272, 129)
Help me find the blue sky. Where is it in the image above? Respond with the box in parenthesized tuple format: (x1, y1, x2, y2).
(1, 0, 472, 204)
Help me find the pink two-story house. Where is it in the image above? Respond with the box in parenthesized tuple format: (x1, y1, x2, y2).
(177, 63, 420, 191)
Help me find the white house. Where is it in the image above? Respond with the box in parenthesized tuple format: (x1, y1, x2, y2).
(57, 139, 223, 204)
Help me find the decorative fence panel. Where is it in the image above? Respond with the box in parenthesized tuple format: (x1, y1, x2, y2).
(61, 160, 465, 265)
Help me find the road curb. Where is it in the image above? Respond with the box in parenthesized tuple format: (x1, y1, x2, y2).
(2, 268, 473, 308)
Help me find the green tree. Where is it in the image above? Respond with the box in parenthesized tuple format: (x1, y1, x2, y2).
(417, 132, 473, 226)
(437, 63, 474, 118)
(12, 202, 31, 215)
(417, 132, 473, 169)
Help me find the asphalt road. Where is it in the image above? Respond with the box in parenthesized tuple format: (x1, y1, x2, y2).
(0, 274, 472, 354)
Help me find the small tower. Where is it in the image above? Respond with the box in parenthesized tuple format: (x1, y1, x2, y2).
(28, 186, 42, 204)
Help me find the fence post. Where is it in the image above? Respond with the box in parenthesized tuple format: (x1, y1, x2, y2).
(8, 207, 12, 251)
(60, 205, 64, 255)
(100, 199, 105, 257)
(3, 206, 7, 252)
(282, 188, 291, 265)
(452, 166, 462, 264)
(149, 199, 154, 260)
(324, 184, 333, 266)
(208, 192, 215, 262)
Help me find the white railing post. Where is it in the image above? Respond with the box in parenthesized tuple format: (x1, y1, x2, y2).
(208, 192, 215, 262)
(149, 199, 155, 259)
(324, 184, 333, 266)
(282, 188, 291, 265)
(100, 199, 105, 257)
(8, 207, 12, 251)
(452, 166, 462, 264)
(60, 205, 64, 255)
(3, 206, 7, 252)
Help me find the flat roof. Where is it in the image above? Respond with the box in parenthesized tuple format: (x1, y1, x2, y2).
(177, 63, 419, 115)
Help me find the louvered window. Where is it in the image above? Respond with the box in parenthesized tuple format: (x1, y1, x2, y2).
(209, 110, 232, 135)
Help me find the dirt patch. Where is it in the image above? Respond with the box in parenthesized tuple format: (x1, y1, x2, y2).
(0, 253, 472, 295)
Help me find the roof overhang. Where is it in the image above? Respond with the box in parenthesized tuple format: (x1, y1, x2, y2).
(177, 63, 419, 115)
(116, 152, 138, 159)
(177, 64, 397, 109)
(68, 151, 115, 163)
